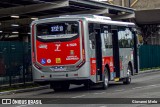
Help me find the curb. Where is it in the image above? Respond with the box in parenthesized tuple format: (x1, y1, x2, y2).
(139, 69, 160, 74)
(0, 85, 50, 95)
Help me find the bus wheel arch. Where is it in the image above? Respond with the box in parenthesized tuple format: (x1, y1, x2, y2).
(128, 61, 134, 76)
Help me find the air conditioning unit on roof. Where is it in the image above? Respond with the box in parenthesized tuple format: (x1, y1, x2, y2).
(60, 14, 111, 20)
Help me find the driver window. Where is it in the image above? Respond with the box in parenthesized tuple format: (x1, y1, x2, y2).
(88, 23, 96, 49)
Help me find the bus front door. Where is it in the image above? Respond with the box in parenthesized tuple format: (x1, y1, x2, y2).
(94, 28, 103, 82)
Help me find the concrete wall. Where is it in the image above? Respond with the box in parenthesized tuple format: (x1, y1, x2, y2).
(112, 0, 133, 7)
(132, 0, 160, 10)
(103, 0, 160, 45)
(111, 0, 160, 10)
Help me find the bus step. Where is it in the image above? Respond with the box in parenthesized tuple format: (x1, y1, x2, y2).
(134, 73, 138, 75)
(97, 81, 103, 83)
(114, 78, 120, 82)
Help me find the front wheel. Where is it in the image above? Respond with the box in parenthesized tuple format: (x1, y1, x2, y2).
(102, 67, 109, 89)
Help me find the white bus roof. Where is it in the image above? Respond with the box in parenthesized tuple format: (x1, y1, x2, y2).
(32, 14, 135, 27)
(86, 17, 135, 27)
(59, 14, 111, 21)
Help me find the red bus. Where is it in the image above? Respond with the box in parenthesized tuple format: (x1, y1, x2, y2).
(31, 15, 139, 91)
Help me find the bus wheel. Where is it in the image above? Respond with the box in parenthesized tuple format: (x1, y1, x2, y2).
(102, 67, 109, 89)
(50, 82, 70, 92)
(123, 66, 132, 84)
(84, 80, 91, 89)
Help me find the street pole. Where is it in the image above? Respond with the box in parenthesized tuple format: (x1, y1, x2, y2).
(129, 0, 131, 7)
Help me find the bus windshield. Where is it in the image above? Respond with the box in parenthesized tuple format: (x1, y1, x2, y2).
(36, 21, 79, 41)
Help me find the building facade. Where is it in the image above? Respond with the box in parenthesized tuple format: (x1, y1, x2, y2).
(105, 0, 160, 45)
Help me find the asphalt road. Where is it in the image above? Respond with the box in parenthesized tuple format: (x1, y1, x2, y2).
(0, 71, 160, 107)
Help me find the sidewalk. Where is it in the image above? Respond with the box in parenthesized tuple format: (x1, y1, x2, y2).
(0, 85, 49, 95)
(139, 68, 160, 74)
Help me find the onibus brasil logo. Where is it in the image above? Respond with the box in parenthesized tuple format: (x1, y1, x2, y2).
(2, 99, 42, 105)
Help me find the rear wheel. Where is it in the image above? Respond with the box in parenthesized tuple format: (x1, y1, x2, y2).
(84, 80, 91, 89)
(102, 67, 109, 89)
(50, 82, 70, 92)
(123, 65, 132, 84)
(84, 83, 90, 89)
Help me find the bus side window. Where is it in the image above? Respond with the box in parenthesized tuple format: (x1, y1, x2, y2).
(89, 32, 96, 49)
(118, 27, 133, 48)
(103, 30, 112, 48)
(89, 23, 95, 49)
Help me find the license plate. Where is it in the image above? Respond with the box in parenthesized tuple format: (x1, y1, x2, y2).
(50, 67, 66, 71)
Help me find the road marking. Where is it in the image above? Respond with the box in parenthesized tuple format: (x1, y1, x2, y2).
(16, 105, 26, 107)
(16, 104, 33, 107)
(115, 89, 125, 92)
(132, 84, 160, 90)
(99, 106, 107, 107)
(71, 95, 86, 98)
(132, 86, 143, 89)
(93, 92, 106, 94)
(149, 85, 157, 87)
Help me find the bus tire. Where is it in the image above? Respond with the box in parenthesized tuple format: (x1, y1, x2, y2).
(50, 82, 70, 92)
(102, 67, 109, 89)
(84, 81, 91, 89)
(123, 65, 132, 84)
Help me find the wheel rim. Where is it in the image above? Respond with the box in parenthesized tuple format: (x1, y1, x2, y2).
(104, 69, 109, 86)
(127, 68, 131, 76)
(127, 67, 131, 82)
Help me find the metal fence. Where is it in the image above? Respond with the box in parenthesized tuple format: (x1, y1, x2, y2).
(1, 42, 160, 86)
(0, 41, 32, 86)
(139, 45, 160, 69)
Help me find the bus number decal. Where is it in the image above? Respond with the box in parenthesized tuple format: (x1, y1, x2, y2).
(66, 43, 77, 47)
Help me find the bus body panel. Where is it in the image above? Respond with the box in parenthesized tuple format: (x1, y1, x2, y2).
(119, 48, 134, 77)
(35, 37, 81, 66)
(32, 61, 90, 82)
(31, 18, 95, 83)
